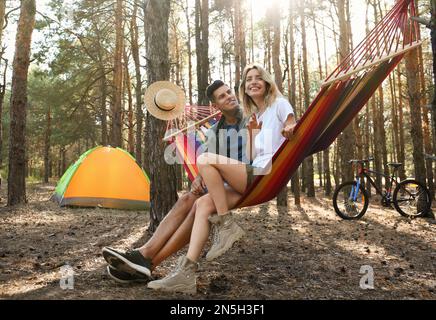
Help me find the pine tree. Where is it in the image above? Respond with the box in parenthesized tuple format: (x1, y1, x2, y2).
(8, 0, 36, 205)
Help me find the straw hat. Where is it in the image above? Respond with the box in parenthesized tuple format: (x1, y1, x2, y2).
(143, 81, 186, 121)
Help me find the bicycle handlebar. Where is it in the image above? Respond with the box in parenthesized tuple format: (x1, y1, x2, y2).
(348, 157, 374, 164)
(424, 153, 436, 161)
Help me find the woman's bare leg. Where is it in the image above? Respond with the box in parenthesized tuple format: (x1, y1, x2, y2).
(197, 153, 247, 215)
(186, 188, 241, 262)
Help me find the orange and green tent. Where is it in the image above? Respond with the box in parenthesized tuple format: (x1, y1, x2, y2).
(52, 146, 150, 210)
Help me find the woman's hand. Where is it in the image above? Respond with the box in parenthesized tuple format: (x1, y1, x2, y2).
(281, 123, 297, 139)
(281, 114, 297, 139)
(247, 113, 262, 135)
(246, 114, 262, 161)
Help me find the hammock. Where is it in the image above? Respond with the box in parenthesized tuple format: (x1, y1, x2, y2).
(166, 0, 421, 209)
(165, 105, 221, 181)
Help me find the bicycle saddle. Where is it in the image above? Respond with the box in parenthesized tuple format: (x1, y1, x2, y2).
(387, 162, 403, 168)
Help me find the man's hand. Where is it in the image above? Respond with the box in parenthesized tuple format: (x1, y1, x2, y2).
(190, 176, 206, 196)
(281, 123, 297, 139)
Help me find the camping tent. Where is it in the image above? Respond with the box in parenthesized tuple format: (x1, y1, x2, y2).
(52, 146, 150, 210)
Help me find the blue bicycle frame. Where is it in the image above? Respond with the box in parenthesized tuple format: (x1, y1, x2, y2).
(349, 178, 361, 201)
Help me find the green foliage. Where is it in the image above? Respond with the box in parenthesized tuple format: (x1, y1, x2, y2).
(14, 0, 120, 179)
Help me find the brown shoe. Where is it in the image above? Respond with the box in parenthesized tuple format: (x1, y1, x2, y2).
(206, 212, 245, 261)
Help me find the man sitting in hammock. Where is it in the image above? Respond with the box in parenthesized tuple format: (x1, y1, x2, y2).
(102, 79, 250, 283)
(146, 64, 297, 294)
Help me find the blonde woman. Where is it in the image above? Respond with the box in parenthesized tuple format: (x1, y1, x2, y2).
(147, 64, 296, 294)
(196, 63, 297, 257)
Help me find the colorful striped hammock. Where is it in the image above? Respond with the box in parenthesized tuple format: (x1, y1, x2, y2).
(172, 115, 220, 181)
(166, 0, 421, 209)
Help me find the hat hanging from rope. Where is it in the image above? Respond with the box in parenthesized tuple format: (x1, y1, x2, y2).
(144, 81, 186, 120)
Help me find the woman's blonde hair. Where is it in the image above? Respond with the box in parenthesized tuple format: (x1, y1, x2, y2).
(239, 63, 282, 115)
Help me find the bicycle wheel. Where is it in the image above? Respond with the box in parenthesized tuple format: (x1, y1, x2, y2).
(393, 179, 432, 218)
(333, 181, 369, 220)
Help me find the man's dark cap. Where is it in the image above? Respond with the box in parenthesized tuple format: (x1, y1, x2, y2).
(206, 80, 225, 101)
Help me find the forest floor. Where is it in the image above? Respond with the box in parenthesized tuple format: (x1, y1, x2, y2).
(0, 182, 435, 300)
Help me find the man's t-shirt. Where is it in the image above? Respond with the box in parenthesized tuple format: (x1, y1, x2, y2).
(204, 108, 247, 163)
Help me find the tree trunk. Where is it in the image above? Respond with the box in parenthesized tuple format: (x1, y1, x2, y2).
(397, 68, 407, 180)
(405, 48, 426, 183)
(144, 0, 178, 232)
(176, 163, 183, 191)
(124, 48, 135, 155)
(0, 0, 4, 48)
(371, 94, 383, 190)
(288, 6, 300, 205)
(234, 0, 241, 95)
(57, 147, 61, 177)
(271, 11, 282, 97)
(234, 0, 246, 96)
(312, 11, 326, 191)
(58, 147, 65, 177)
(364, 102, 372, 194)
(195, 0, 209, 105)
(300, 1, 315, 197)
(110, 0, 124, 148)
(415, 1, 434, 198)
(0, 0, 5, 168)
(8, 0, 36, 206)
(323, 147, 332, 196)
(184, 0, 193, 105)
(322, 16, 332, 196)
(389, 74, 399, 162)
(99, 72, 108, 146)
(220, 25, 226, 83)
(270, 2, 287, 207)
(418, 56, 434, 197)
(171, 15, 182, 86)
(333, 141, 340, 187)
(431, 0, 436, 156)
(354, 116, 363, 160)
(143, 114, 151, 174)
(94, 20, 108, 146)
(131, 0, 144, 165)
(329, 3, 340, 63)
(44, 106, 51, 183)
(378, 87, 389, 185)
(371, 1, 390, 187)
(337, 0, 354, 184)
(317, 153, 323, 188)
(0, 60, 7, 168)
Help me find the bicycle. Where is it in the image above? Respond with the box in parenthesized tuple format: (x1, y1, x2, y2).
(332, 157, 432, 219)
(424, 153, 436, 161)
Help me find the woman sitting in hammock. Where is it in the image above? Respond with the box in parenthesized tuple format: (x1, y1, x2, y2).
(197, 63, 297, 256)
(147, 63, 296, 294)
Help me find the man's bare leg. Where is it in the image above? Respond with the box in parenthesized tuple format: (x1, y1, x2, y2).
(150, 201, 197, 268)
(137, 192, 199, 259)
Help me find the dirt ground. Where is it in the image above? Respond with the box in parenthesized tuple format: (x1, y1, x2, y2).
(0, 183, 435, 300)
